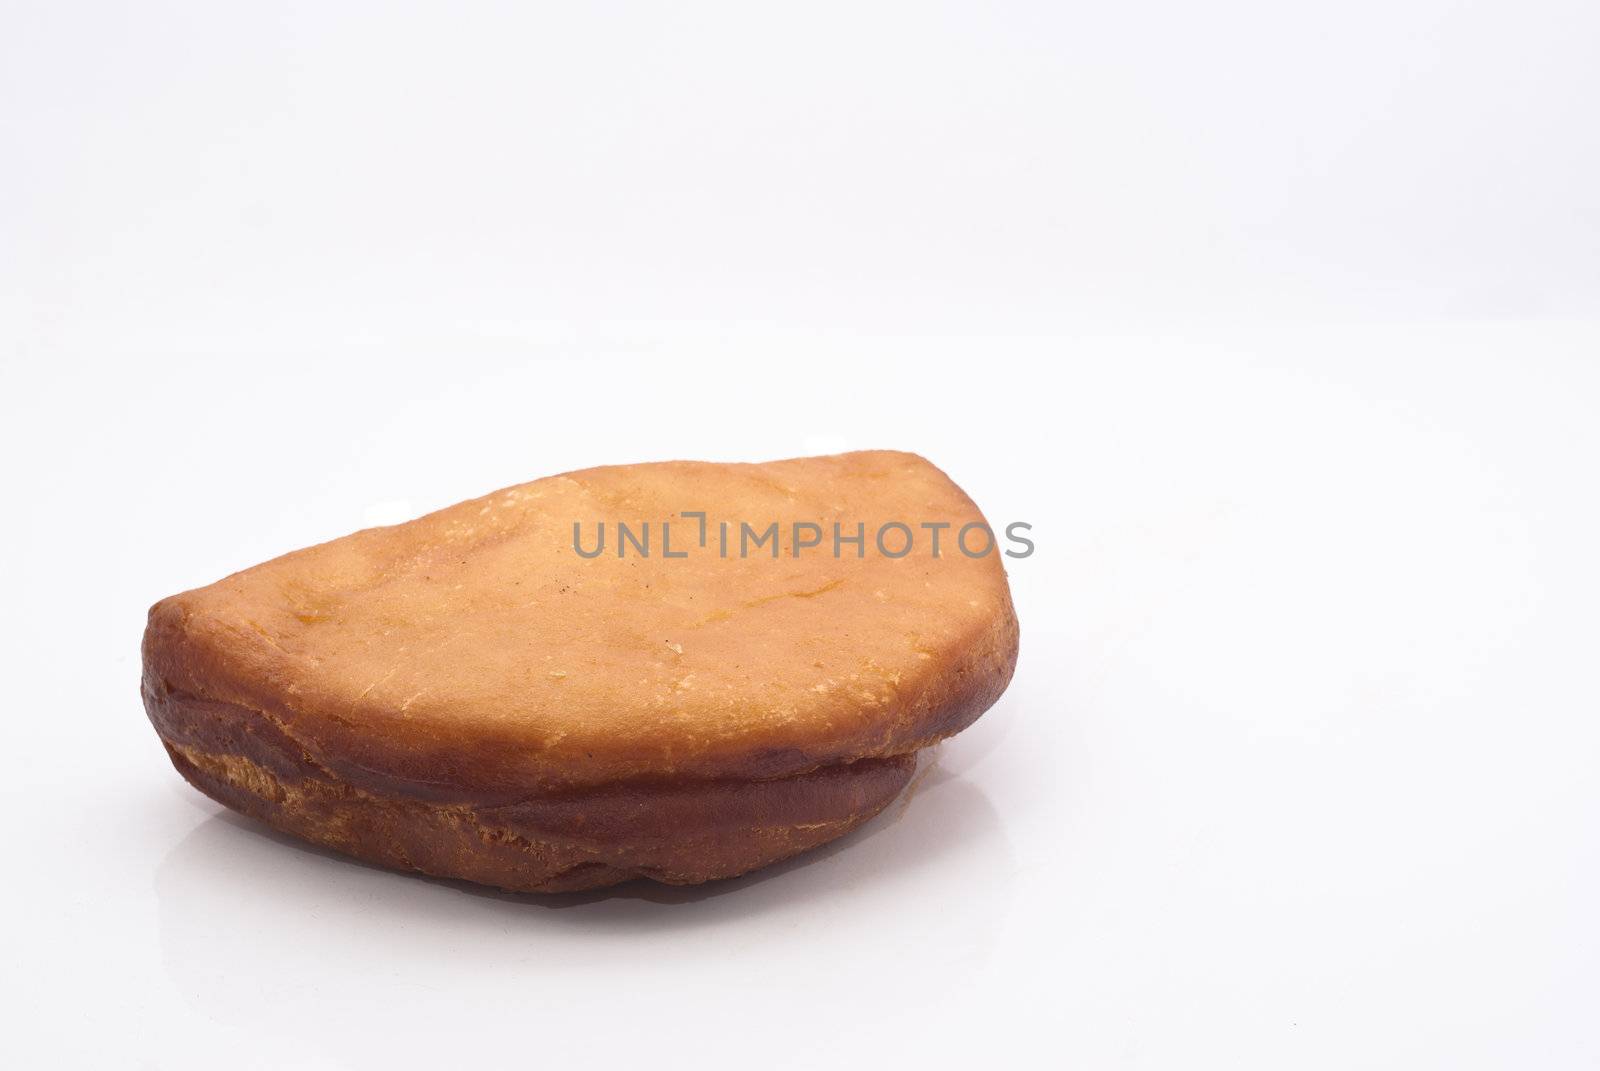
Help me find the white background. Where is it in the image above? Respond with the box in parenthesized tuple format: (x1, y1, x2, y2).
(4, 3, 1599, 1068)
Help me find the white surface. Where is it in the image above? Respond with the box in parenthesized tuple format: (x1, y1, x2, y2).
(4, 4, 1600, 1069)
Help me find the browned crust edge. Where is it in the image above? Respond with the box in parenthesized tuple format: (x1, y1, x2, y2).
(148, 684, 921, 892)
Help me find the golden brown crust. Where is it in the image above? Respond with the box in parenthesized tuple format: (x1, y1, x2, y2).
(140, 450, 1019, 891)
(143, 450, 1018, 795)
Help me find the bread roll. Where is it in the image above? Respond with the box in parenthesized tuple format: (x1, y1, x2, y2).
(142, 451, 1019, 892)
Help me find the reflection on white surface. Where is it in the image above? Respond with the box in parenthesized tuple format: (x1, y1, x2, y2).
(154, 758, 1013, 1070)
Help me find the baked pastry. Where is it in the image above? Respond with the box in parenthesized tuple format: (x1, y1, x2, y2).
(142, 451, 1019, 892)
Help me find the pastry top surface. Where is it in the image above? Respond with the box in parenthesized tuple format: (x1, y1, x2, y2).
(144, 451, 1019, 796)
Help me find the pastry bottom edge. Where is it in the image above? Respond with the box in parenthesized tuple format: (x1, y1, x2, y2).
(161, 738, 918, 894)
